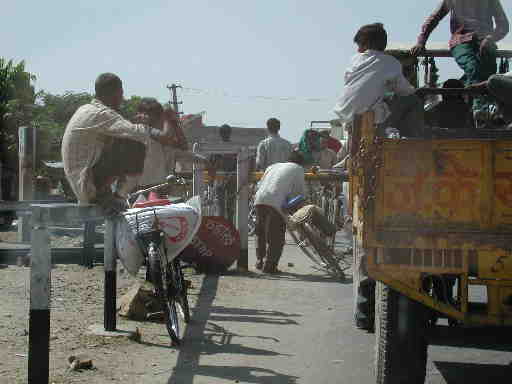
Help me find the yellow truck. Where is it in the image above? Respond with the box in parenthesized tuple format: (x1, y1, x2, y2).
(349, 47, 512, 383)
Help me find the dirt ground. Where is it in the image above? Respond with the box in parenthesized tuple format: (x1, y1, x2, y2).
(0, 227, 206, 384)
(0, 226, 353, 384)
(0, 261, 208, 384)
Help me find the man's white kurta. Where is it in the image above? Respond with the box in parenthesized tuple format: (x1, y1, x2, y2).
(333, 50, 415, 124)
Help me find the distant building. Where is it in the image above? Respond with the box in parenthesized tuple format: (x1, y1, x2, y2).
(176, 114, 267, 172)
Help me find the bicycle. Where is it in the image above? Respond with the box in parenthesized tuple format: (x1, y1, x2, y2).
(124, 178, 201, 346)
(284, 196, 350, 280)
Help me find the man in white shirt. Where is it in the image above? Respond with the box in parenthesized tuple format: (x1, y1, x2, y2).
(333, 23, 426, 138)
(333, 23, 427, 332)
(256, 118, 293, 171)
(62, 73, 175, 212)
(254, 151, 306, 273)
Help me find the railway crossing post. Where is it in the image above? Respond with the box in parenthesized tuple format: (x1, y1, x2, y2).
(236, 147, 250, 271)
(104, 217, 117, 331)
(28, 205, 51, 384)
(192, 143, 204, 199)
(18, 126, 36, 242)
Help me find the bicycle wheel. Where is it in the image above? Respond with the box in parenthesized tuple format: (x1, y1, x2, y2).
(302, 222, 345, 279)
(148, 242, 181, 345)
(171, 258, 191, 323)
(287, 226, 324, 267)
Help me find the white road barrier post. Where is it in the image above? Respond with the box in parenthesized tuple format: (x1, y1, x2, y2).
(236, 147, 250, 271)
(18, 126, 36, 242)
(28, 205, 51, 384)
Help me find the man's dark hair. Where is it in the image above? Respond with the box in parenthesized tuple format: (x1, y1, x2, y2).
(354, 23, 387, 51)
(219, 124, 232, 141)
(266, 118, 281, 133)
(138, 97, 164, 120)
(95, 73, 122, 99)
(288, 150, 305, 166)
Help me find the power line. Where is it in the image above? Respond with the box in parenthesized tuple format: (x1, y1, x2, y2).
(181, 86, 337, 104)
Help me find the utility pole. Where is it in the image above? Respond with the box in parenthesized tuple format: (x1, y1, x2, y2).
(166, 83, 183, 115)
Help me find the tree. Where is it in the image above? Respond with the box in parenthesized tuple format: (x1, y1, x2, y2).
(0, 58, 36, 200)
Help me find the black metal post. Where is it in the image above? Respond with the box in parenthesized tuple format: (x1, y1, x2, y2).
(104, 218, 117, 331)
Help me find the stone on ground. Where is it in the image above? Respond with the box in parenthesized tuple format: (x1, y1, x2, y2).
(117, 281, 159, 321)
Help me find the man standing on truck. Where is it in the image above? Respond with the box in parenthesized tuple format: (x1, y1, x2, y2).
(333, 23, 426, 138)
(411, 0, 509, 127)
(62, 73, 176, 213)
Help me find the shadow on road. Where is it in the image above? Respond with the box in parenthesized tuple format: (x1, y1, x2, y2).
(210, 305, 301, 318)
(167, 275, 299, 384)
(434, 361, 512, 383)
(170, 365, 299, 384)
(252, 271, 352, 284)
(429, 327, 512, 352)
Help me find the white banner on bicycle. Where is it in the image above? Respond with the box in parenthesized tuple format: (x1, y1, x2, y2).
(116, 196, 202, 276)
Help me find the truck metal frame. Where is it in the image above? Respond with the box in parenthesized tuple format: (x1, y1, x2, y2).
(349, 47, 512, 383)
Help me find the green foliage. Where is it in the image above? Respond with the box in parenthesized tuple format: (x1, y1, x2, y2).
(1, 58, 153, 175)
(0, 59, 36, 171)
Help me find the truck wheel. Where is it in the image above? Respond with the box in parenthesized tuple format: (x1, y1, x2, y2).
(353, 236, 375, 331)
(375, 281, 428, 384)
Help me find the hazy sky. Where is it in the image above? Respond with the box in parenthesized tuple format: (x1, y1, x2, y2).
(3, 1, 512, 141)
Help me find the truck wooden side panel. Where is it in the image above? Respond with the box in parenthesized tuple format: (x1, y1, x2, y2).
(365, 139, 512, 250)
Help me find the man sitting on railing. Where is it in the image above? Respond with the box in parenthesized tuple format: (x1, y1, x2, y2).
(254, 151, 306, 273)
(62, 73, 176, 213)
(333, 23, 426, 138)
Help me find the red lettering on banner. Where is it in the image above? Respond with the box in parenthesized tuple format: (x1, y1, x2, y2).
(159, 216, 189, 243)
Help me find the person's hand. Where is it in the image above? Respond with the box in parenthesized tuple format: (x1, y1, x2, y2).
(410, 43, 425, 57)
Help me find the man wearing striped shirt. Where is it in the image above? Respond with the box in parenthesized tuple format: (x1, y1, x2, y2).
(256, 118, 293, 171)
(411, 0, 509, 125)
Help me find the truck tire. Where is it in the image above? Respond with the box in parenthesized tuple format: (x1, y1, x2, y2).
(375, 281, 428, 384)
(353, 235, 375, 330)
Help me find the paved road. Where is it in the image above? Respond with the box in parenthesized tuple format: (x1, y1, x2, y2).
(164, 234, 512, 384)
